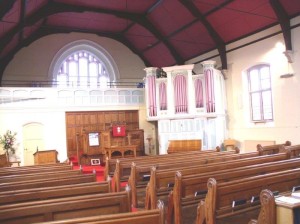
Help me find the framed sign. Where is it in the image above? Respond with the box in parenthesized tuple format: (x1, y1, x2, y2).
(91, 159, 100, 165)
(88, 132, 100, 146)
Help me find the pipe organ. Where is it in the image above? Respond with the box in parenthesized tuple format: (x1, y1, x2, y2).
(144, 61, 227, 154)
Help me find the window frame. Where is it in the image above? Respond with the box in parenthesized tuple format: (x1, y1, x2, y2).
(49, 40, 119, 88)
(247, 64, 273, 123)
(56, 50, 109, 88)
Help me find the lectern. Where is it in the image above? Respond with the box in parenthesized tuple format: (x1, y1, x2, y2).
(33, 150, 58, 164)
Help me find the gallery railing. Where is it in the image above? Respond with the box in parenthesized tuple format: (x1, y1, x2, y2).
(0, 87, 144, 107)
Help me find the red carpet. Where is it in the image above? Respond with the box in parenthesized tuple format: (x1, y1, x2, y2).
(72, 164, 105, 182)
(69, 157, 135, 210)
(69, 156, 105, 182)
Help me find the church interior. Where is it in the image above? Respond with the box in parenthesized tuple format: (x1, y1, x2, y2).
(1, 0, 300, 223)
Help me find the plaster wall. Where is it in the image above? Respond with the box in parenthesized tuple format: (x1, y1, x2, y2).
(225, 27, 300, 151)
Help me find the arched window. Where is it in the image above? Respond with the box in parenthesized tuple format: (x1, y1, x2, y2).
(49, 40, 119, 88)
(247, 64, 273, 122)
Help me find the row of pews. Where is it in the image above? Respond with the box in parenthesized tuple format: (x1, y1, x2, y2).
(1, 140, 299, 224)
(0, 162, 164, 224)
(105, 140, 300, 224)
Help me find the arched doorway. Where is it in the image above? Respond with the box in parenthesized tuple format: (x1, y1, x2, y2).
(22, 123, 45, 165)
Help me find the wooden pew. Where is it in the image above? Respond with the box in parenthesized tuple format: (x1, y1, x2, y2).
(0, 190, 131, 224)
(195, 167, 300, 224)
(0, 181, 111, 205)
(121, 150, 239, 190)
(249, 186, 300, 224)
(248, 189, 276, 224)
(145, 152, 291, 211)
(0, 163, 72, 177)
(169, 156, 300, 224)
(0, 169, 82, 183)
(167, 139, 202, 154)
(0, 162, 70, 170)
(280, 144, 300, 157)
(113, 149, 235, 192)
(35, 200, 164, 224)
(129, 150, 267, 208)
(130, 143, 290, 202)
(0, 173, 96, 191)
(104, 148, 221, 180)
(257, 140, 291, 155)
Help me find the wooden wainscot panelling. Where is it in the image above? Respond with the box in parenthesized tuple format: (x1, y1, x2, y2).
(65, 110, 144, 164)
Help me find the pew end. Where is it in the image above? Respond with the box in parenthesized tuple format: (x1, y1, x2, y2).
(248, 189, 276, 224)
(256, 140, 291, 155)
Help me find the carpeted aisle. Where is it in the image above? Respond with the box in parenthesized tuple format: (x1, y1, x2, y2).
(69, 156, 140, 212)
(69, 156, 105, 182)
(72, 164, 105, 182)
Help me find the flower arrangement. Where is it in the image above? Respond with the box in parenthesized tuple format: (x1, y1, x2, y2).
(0, 130, 17, 154)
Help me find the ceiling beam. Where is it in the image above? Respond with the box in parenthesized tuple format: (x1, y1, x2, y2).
(119, 0, 183, 64)
(18, 0, 26, 42)
(179, 0, 227, 70)
(269, 0, 292, 51)
(0, 0, 16, 20)
(0, 1, 56, 53)
(147, 0, 163, 14)
(128, 15, 184, 64)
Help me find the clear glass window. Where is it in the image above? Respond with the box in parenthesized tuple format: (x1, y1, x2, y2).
(247, 64, 273, 122)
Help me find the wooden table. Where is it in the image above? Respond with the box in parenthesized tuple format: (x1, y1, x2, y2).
(10, 161, 21, 167)
(104, 145, 137, 159)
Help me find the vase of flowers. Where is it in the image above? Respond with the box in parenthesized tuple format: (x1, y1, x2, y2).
(0, 130, 17, 162)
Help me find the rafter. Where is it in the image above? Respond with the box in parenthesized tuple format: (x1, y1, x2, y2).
(147, 0, 164, 14)
(0, 1, 56, 53)
(0, 0, 16, 20)
(130, 15, 184, 64)
(18, 0, 26, 42)
(179, 0, 227, 70)
(269, 0, 292, 51)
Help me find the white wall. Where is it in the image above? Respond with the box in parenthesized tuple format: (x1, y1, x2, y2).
(185, 17, 300, 152)
(225, 24, 300, 151)
(0, 103, 155, 165)
(0, 108, 67, 164)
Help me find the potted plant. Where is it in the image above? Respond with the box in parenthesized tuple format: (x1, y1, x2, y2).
(0, 130, 17, 162)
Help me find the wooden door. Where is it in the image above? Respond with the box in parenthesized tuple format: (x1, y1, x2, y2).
(22, 123, 45, 165)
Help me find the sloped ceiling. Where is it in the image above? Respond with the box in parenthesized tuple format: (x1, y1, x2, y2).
(0, 0, 300, 80)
